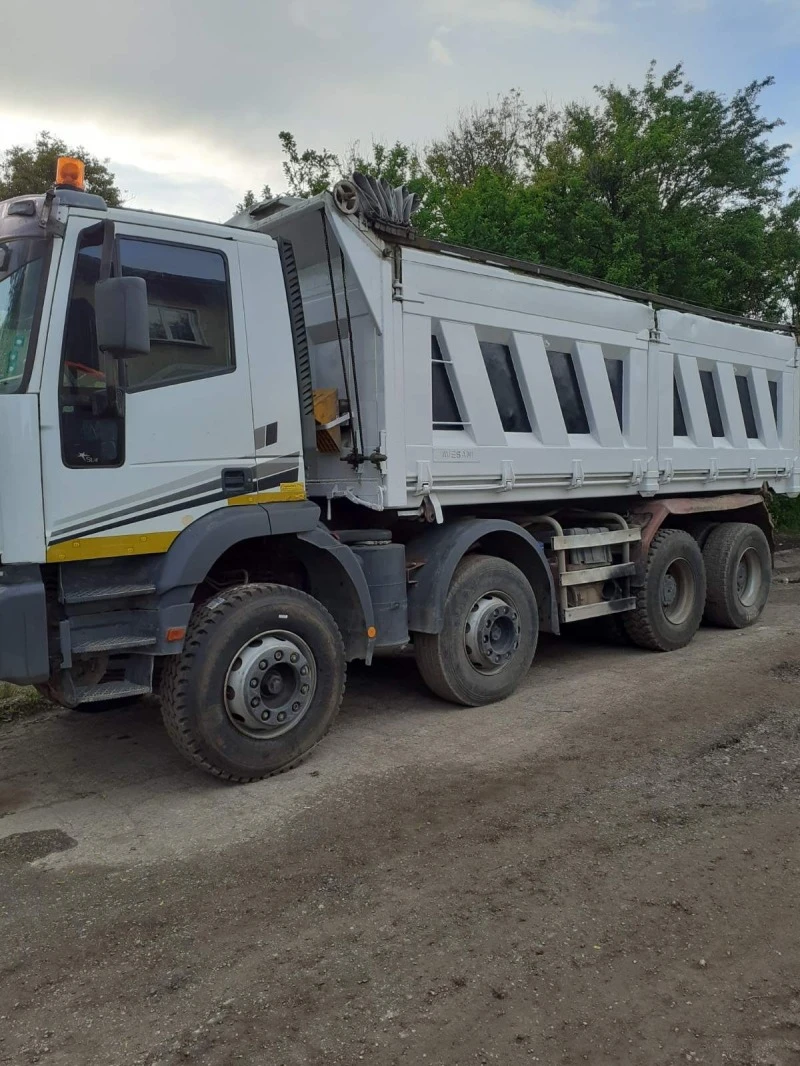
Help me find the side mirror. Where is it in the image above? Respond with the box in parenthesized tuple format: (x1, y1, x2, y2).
(95, 276, 150, 356)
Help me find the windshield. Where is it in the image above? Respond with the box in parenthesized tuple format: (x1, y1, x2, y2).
(0, 237, 49, 394)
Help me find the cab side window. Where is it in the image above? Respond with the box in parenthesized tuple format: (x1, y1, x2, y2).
(60, 228, 121, 467)
(118, 239, 234, 391)
(59, 229, 235, 467)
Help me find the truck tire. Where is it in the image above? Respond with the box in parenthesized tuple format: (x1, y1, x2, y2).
(414, 554, 538, 706)
(702, 522, 771, 628)
(160, 584, 345, 783)
(624, 529, 706, 652)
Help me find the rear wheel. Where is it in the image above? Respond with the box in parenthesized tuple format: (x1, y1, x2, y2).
(702, 522, 771, 628)
(414, 554, 538, 706)
(624, 529, 706, 652)
(160, 584, 345, 782)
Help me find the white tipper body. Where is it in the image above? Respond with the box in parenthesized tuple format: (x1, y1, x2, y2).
(1, 194, 797, 565)
(259, 199, 800, 512)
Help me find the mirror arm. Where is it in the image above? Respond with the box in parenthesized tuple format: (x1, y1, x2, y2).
(98, 216, 128, 411)
(99, 219, 116, 282)
(104, 350, 125, 417)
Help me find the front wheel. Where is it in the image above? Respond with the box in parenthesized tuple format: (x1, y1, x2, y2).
(160, 584, 345, 783)
(414, 554, 538, 706)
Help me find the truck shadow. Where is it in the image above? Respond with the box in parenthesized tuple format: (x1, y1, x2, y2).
(1, 632, 638, 805)
(342, 627, 636, 720)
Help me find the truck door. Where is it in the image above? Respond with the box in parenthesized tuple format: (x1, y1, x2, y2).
(39, 218, 256, 562)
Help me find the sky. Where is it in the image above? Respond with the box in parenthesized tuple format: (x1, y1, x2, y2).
(2, 0, 799, 222)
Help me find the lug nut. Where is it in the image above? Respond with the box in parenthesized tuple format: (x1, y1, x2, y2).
(292, 702, 301, 712)
(261, 710, 270, 721)
(259, 660, 268, 670)
(300, 684, 309, 695)
(250, 678, 259, 689)
(290, 653, 299, 663)
(274, 650, 284, 661)
(277, 712, 287, 723)
(251, 697, 260, 708)
(300, 665, 309, 676)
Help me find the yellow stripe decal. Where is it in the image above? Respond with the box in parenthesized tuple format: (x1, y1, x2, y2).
(46, 531, 180, 563)
(227, 482, 307, 506)
(47, 484, 306, 562)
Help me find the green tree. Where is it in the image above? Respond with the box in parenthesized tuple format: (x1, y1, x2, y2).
(768, 194, 800, 323)
(535, 64, 792, 315)
(278, 131, 339, 198)
(346, 140, 439, 233)
(240, 64, 799, 323)
(0, 131, 123, 206)
(347, 140, 424, 189)
(235, 185, 273, 214)
(425, 90, 562, 186)
(425, 65, 797, 320)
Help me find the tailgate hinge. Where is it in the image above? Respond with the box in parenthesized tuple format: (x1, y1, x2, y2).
(499, 460, 515, 492)
(415, 460, 432, 495)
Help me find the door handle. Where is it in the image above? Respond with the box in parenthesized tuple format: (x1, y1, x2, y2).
(221, 468, 254, 496)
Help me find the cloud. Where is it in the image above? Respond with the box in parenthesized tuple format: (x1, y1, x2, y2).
(423, 0, 612, 33)
(429, 36, 455, 65)
(0, 110, 264, 220)
(1, 0, 796, 220)
(287, 0, 352, 37)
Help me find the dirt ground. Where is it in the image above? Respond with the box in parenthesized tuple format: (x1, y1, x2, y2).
(1, 581, 800, 1066)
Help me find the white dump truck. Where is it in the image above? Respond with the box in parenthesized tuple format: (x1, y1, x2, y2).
(0, 162, 796, 780)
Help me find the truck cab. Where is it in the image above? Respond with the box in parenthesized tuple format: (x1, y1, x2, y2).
(0, 180, 304, 565)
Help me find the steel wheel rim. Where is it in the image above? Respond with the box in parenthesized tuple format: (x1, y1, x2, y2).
(660, 558, 695, 626)
(464, 591, 521, 675)
(735, 547, 763, 608)
(224, 630, 316, 739)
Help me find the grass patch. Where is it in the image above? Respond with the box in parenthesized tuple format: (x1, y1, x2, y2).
(0, 683, 51, 724)
(769, 493, 800, 534)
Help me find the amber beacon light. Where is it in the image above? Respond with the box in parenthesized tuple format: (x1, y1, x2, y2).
(55, 156, 86, 191)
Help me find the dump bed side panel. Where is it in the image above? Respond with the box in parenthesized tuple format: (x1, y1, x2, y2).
(396, 247, 799, 509)
(249, 202, 798, 512)
(655, 310, 797, 492)
(399, 248, 657, 506)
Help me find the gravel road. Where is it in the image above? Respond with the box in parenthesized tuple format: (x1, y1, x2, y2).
(1, 582, 799, 1065)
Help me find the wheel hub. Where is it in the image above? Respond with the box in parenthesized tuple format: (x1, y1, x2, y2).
(224, 632, 316, 738)
(660, 558, 695, 625)
(464, 593, 521, 675)
(736, 547, 762, 607)
(661, 574, 678, 607)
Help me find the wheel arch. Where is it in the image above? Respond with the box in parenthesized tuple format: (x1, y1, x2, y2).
(157, 502, 321, 594)
(291, 528, 376, 663)
(156, 504, 375, 663)
(630, 493, 774, 582)
(406, 518, 559, 636)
